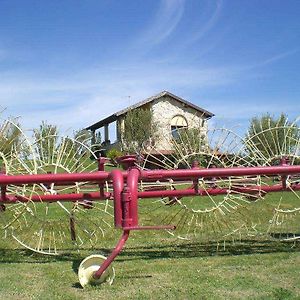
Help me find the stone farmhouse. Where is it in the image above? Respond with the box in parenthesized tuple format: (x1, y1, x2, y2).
(85, 91, 214, 155)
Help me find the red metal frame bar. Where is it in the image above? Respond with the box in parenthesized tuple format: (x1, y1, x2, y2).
(1, 182, 299, 204)
(140, 165, 300, 180)
(0, 171, 111, 185)
(93, 229, 130, 280)
(0, 165, 299, 186)
(1, 192, 111, 203)
(138, 184, 300, 198)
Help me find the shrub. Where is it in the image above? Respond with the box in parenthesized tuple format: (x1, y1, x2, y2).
(106, 148, 123, 166)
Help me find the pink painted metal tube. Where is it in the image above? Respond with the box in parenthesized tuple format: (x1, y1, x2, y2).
(140, 165, 300, 180)
(93, 230, 130, 280)
(123, 225, 176, 230)
(0, 165, 298, 186)
(110, 170, 124, 228)
(138, 188, 219, 198)
(126, 168, 140, 227)
(0, 191, 111, 203)
(1, 183, 299, 204)
(0, 172, 111, 185)
(137, 183, 300, 198)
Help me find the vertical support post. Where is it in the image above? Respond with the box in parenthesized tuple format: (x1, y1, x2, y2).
(97, 157, 106, 171)
(121, 187, 132, 227)
(116, 119, 121, 141)
(104, 124, 109, 142)
(91, 130, 96, 145)
(98, 157, 108, 198)
(110, 170, 124, 228)
(124, 168, 139, 227)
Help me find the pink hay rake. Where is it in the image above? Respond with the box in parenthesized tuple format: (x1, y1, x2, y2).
(0, 155, 299, 287)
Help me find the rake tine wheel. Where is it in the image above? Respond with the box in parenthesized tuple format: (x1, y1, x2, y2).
(0, 118, 38, 241)
(3, 129, 114, 255)
(244, 117, 300, 242)
(140, 126, 262, 245)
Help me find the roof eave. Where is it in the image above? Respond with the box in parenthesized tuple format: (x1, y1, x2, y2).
(85, 114, 117, 131)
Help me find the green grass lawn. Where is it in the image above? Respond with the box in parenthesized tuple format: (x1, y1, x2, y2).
(0, 190, 299, 299)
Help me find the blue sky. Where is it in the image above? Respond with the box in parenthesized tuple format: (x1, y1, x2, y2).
(0, 0, 299, 138)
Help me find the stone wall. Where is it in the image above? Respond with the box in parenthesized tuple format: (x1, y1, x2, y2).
(151, 95, 208, 151)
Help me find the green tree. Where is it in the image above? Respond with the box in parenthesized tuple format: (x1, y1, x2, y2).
(73, 129, 94, 155)
(74, 129, 92, 144)
(91, 131, 102, 157)
(0, 118, 22, 158)
(121, 108, 157, 154)
(33, 121, 59, 162)
(245, 113, 300, 165)
(172, 127, 209, 168)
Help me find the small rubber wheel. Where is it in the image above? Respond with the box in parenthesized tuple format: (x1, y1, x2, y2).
(78, 254, 115, 287)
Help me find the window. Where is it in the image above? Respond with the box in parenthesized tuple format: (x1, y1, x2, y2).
(170, 115, 188, 139)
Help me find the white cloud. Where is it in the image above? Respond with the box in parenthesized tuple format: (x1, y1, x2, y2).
(212, 99, 300, 121)
(1, 59, 298, 140)
(186, 0, 223, 44)
(0, 60, 249, 135)
(136, 0, 185, 46)
(240, 49, 300, 71)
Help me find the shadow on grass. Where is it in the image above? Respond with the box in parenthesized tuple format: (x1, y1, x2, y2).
(0, 238, 299, 266)
(72, 282, 83, 289)
(0, 247, 110, 264)
(117, 238, 300, 262)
